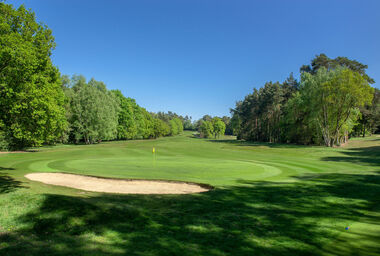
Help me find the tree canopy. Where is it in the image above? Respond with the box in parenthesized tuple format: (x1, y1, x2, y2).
(0, 3, 66, 148)
(62, 75, 185, 144)
(212, 117, 226, 138)
(232, 54, 377, 147)
(299, 67, 373, 146)
(63, 76, 120, 144)
(300, 53, 375, 84)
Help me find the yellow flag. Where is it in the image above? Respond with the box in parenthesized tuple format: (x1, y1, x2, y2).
(152, 147, 155, 153)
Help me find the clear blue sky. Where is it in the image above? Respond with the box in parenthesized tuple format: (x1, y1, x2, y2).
(11, 0, 380, 120)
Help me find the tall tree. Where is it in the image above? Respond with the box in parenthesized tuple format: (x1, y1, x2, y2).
(221, 116, 233, 135)
(232, 54, 375, 146)
(183, 116, 194, 130)
(169, 119, 179, 136)
(355, 88, 380, 137)
(199, 121, 214, 138)
(112, 90, 138, 140)
(212, 117, 226, 138)
(65, 76, 119, 144)
(173, 118, 184, 134)
(300, 67, 373, 146)
(0, 3, 67, 148)
(153, 118, 170, 138)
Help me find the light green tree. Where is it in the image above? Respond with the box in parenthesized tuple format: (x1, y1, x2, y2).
(169, 119, 179, 135)
(112, 90, 138, 140)
(66, 76, 119, 144)
(153, 119, 170, 138)
(212, 117, 226, 138)
(200, 121, 214, 138)
(173, 118, 184, 134)
(300, 68, 373, 146)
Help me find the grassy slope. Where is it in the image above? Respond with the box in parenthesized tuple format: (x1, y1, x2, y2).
(0, 132, 379, 255)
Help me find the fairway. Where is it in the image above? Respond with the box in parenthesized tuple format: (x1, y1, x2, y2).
(0, 132, 380, 255)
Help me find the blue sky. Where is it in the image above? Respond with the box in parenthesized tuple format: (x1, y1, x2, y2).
(11, 0, 380, 120)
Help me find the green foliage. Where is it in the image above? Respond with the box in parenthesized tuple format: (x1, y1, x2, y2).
(221, 116, 232, 135)
(231, 81, 288, 143)
(233, 55, 376, 146)
(212, 117, 226, 138)
(282, 92, 321, 145)
(64, 76, 119, 144)
(139, 108, 155, 139)
(353, 88, 380, 136)
(199, 120, 214, 138)
(300, 67, 373, 146)
(0, 131, 9, 151)
(0, 3, 67, 148)
(0, 121, 9, 151)
(183, 118, 194, 130)
(155, 111, 181, 123)
(173, 118, 183, 134)
(153, 118, 170, 138)
(195, 115, 230, 137)
(167, 118, 183, 136)
(112, 90, 138, 140)
(301, 53, 375, 84)
(154, 112, 190, 131)
(230, 113, 241, 137)
(63, 76, 179, 142)
(169, 119, 178, 136)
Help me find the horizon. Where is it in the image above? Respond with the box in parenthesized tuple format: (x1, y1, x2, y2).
(11, 0, 380, 120)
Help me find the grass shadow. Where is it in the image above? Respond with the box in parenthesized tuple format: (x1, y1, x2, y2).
(206, 139, 311, 149)
(1, 173, 379, 255)
(322, 146, 380, 166)
(0, 167, 24, 194)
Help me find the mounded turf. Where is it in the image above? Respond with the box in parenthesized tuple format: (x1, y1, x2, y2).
(0, 132, 379, 255)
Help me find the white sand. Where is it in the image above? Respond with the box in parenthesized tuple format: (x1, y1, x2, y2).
(25, 172, 210, 194)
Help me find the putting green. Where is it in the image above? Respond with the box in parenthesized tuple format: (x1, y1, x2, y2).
(34, 157, 283, 183)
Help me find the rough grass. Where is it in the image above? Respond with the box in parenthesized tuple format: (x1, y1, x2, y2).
(0, 132, 379, 255)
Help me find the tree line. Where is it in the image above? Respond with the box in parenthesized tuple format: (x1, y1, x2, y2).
(230, 54, 379, 146)
(0, 3, 184, 150)
(1, 3, 379, 150)
(62, 75, 184, 144)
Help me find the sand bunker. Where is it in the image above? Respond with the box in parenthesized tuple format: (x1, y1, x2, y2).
(25, 172, 210, 194)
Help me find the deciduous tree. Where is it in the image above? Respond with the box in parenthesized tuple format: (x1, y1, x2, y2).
(0, 3, 67, 148)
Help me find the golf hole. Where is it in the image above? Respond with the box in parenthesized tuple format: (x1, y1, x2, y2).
(25, 172, 212, 194)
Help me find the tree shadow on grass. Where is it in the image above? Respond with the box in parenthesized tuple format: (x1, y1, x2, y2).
(0, 167, 24, 194)
(1, 172, 379, 256)
(322, 146, 380, 167)
(207, 139, 312, 149)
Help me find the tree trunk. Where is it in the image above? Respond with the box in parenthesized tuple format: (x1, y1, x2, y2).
(345, 131, 348, 144)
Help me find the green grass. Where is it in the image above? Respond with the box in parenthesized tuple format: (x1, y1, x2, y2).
(0, 131, 379, 255)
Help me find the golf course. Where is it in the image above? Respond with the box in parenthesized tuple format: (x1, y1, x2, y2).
(1, 1, 380, 255)
(1, 131, 379, 255)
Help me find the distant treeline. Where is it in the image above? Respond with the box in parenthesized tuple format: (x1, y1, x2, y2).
(230, 54, 379, 146)
(190, 115, 230, 139)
